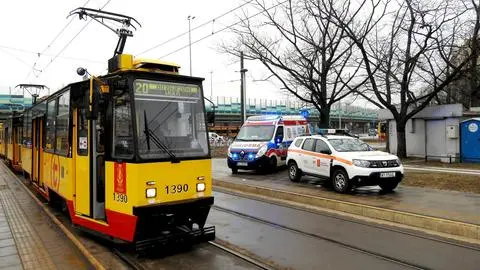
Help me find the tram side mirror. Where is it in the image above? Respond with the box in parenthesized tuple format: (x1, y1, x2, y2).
(206, 111, 215, 126)
(77, 67, 87, 76)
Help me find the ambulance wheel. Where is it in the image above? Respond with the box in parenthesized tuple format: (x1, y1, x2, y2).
(288, 161, 302, 182)
(231, 167, 238, 174)
(269, 156, 277, 173)
(332, 169, 351, 193)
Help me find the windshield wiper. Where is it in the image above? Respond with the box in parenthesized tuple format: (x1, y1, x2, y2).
(144, 110, 180, 163)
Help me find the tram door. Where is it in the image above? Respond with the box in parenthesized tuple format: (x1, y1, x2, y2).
(75, 107, 91, 217)
(74, 105, 106, 220)
(32, 118, 44, 188)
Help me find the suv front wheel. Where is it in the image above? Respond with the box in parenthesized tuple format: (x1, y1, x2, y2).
(288, 161, 302, 182)
(332, 169, 351, 193)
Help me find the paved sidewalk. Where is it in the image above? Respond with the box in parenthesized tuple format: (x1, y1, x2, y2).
(0, 163, 91, 270)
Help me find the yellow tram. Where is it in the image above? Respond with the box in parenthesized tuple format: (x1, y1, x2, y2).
(3, 53, 216, 249)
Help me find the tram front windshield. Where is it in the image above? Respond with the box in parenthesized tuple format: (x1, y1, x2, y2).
(112, 79, 209, 160)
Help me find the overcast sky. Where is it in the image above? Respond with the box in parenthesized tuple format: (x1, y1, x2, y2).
(0, 0, 290, 101)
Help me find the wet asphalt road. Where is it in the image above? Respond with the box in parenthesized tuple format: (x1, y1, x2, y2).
(208, 191, 480, 270)
(212, 158, 480, 224)
(131, 243, 260, 270)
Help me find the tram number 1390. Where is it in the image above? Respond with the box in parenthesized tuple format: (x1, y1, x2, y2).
(113, 193, 128, 203)
(165, 184, 189, 194)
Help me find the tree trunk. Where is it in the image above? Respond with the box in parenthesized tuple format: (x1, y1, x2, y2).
(396, 120, 407, 159)
(318, 108, 330, 128)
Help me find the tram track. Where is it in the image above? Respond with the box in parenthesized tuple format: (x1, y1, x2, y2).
(207, 241, 275, 270)
(112, 242, 274, 270)
(112, 248, 146, 270)
(215, 188, 480, 251)
(8, 159, 479, 270)
(212, 204, 427, 270)
(6, 165, 268, 270)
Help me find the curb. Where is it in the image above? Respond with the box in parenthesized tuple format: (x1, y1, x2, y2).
(214, 179, 480, 241)
(2, 164, 107, 270)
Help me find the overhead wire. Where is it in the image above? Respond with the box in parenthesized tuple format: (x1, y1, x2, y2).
(0, 45, 104, 64)
(25, 0, 92, 80)
(36, 0, 113, 79)
(159, 0, 288, 59)
(0, 47, 34, 69)
(135, 0, 254, 56)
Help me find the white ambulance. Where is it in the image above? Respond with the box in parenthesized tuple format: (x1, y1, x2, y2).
(227, 115, 309, 173)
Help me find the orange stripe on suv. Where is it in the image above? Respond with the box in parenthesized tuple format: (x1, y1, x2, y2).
(288, 149, 353, 165)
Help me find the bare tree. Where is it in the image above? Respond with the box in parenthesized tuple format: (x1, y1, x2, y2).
(436, 0, 480, 108)
(466, 0, 480, 107)
(331, 0, 477, 158)
(220, 0, 374, 127)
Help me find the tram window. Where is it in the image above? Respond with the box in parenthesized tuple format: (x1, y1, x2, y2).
(23, 114, 27, 145)
(55, 91, 70, 156)
(77, 106, 88, 156)
(27, 111, 32, 147)
(45, 99, 57, 152)
(23, 111, 32, 148)
(96, 109, 105, 153)
(113, 93, 134, 159)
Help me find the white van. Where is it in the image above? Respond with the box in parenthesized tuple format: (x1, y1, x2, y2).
(227, 115, 309, 173)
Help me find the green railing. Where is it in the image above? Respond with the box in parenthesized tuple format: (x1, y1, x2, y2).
(206, 103, 377, 121)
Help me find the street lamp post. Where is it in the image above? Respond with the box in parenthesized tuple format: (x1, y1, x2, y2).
(187, 15, 195, 76)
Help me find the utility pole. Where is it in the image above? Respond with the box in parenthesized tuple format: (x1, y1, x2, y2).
(240, 52, 248, 125)
(187, 15, 195, 76)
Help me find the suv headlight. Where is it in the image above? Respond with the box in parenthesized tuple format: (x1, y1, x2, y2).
(396, 158, 402, 166)
(352, 159, 371, 168)
(255, 145, 268, 158)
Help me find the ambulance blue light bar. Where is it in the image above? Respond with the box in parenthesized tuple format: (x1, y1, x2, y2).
(247, 115, 281, 121)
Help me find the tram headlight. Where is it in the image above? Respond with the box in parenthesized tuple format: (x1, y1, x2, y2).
(196, 183, 206, 192)
(146, 188, 157, 198)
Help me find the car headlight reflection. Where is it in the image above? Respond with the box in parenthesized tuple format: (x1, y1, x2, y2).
(352, 159, 371, 168)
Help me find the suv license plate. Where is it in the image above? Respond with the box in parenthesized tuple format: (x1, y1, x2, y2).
(380, 172, 396, 178)
(237, 162, 248, 166)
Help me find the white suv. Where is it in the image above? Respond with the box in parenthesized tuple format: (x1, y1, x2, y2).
(286, 135, 404, 193)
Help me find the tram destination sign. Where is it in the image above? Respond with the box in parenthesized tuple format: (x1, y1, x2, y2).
(134, 80, 200, 98)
